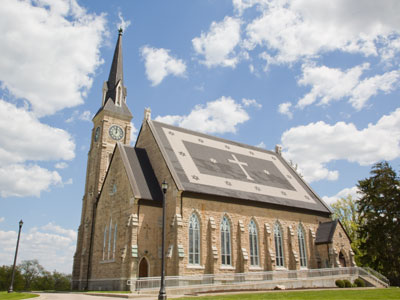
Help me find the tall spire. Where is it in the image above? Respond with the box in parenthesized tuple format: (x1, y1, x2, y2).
(107, 28, 124, 89)
(94, 28, 132, 119)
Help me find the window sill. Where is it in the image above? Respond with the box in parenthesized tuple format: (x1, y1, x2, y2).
(275, 267, 287, 271)
(220, 265, 235, 270)
(186, 265, 205, 270)
(249, 266, 263, 271)
(100, 259, 115, 264)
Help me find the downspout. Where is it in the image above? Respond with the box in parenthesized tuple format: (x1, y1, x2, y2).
(180, 191, 183, 217)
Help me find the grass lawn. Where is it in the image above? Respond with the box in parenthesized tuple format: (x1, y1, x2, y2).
(179, 288, 400, 300)
(0, 291, 39, 300)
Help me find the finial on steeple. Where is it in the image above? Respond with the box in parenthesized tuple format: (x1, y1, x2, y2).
(118, 27, 123, 35)
(144, 108, 151, 121)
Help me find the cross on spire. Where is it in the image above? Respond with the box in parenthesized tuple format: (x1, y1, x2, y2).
(228, 154, 253, 181)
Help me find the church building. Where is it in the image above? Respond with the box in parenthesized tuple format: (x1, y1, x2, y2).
(72, 31, 354, 291)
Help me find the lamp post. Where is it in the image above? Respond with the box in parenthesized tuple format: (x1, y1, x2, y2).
(8, 220, 23, 293)
(158, 180, 168, 300)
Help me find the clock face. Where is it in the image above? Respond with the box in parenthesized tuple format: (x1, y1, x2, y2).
(109, 125, 124, 140)
(94, 127, 100, 142)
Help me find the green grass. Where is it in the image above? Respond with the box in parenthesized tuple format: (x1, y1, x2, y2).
(0, 291, 39, 300)
(179, 288, 400, 300)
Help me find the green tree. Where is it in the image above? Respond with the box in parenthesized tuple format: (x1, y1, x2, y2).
(357, 161, 400, 286)
(19, 259, 45, 290)
(52, 271, 71, 291)
(331, 195, 363, 264)
(0, 265, 24, 291)
(331, 195, 359, 241)
(31, 270, 54, 291)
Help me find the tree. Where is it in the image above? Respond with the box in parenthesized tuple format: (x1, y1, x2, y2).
(0, 265, 24, 291)
(52, 271, 71, 291)
(331, 195, 363, 264)
(19, 259, 45, 290)
(357, 161, 400, 286)
(331, 195, 359, 241)
(31, 270, 54, 291)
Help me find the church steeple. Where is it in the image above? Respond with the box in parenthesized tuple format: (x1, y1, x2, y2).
(96, 29, 132, 118)
(107, 28, 124, 94)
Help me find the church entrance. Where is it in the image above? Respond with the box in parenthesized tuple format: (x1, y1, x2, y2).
(339, 251, 346, 267)
(139, 257, 149, 277)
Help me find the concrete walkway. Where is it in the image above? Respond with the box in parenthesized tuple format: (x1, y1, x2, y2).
(35, 293, 157, 300)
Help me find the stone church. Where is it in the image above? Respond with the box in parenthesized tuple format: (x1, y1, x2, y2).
(72, 31, 354, 291)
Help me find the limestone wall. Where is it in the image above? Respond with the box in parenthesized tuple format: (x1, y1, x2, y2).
(174, 194, 333, 275)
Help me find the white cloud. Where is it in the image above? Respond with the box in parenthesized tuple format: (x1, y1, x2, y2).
(281, 108, 400, 182)
(0, 100, 75, 165)
(242, 98, 262, 108)
(155, 96, 249, 134)
(0, 164, 62, 198)
(141, 46, 186, 86)
(243, 0, 400, 65)
(278, 102, 293, 119)
(79, 110, 92, 121)
(55, 162, 68, 169)
(233, 0, 267, 15)
(0, 223, 76, 273)
(192, 16, 241, 68)
(0, 217, 4, 223)
(64, 178, 73, 185)
(0, 0, 106, 117)
(117, 12, 131, 32)
(297, 63, 400, 110)
(256, 141, 266, 149)
(66, 110, 92, 123)
(322, 186, 360, 205)
(0, 100, 74, 198)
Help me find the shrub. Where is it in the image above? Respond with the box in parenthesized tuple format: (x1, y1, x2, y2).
(354, 278, 366, 287)
(335, 279, 345, 288)
(343, 279, 352, 287)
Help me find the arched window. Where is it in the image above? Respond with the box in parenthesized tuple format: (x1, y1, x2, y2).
(102, 225, 107, 260)
(249, 219, 259, 266)
(116, 86, 122, 106)
(108, 218, 112, 259)
(274, 222, 285, 267)
(188, 213, 200, 265)
(221, 216, 231, 265)
(298, 224, 307, 268)
(113, 223, 118, 260)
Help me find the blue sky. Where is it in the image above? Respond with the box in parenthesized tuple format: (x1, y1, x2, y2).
(1, 0, 399, 273)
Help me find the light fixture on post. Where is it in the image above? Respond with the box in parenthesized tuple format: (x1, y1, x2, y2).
(158, 180, 168, 300)
(8, 220, 23, 293)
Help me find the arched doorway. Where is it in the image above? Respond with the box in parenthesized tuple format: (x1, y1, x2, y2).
(138, 257, 149, 277)
(339, 251, 346, 267)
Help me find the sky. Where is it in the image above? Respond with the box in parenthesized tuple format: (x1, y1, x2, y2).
(0, 0, 399, 274)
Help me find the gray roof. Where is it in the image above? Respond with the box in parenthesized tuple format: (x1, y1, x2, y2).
(94, 97, 132, 119)
(119, 144, 162, 202)
(315, 220, 338, 244)
(147, 120, 331, 214)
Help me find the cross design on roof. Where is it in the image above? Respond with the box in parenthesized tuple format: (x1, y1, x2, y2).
(228, 154, 253, 180)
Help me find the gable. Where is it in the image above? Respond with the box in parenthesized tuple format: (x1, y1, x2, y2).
(148, 120, 330, 214)
(120, 144, 163, 202)
(315, 220, 338, 244)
